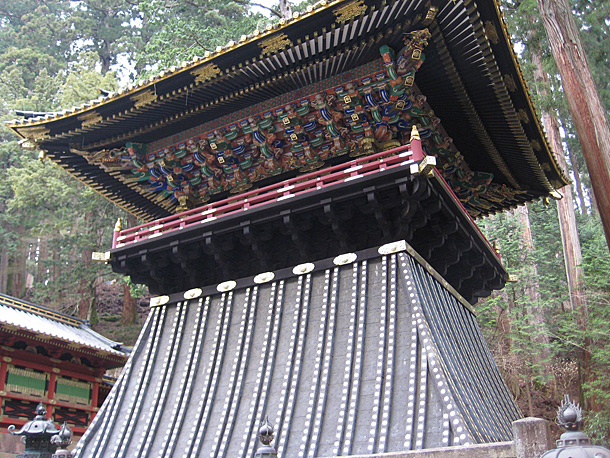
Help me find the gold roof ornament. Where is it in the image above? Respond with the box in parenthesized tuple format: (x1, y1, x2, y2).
(259, 33, 293, 56)
(530, 139, 542, 151)
(410, 125, 421, 142)
(517, 109, 530, 123)
(484, 21, 500, 45)
(130, 90, 158, 108)
(78, 111, 103, 128)
(3, 0, 569, 221)
(333, 0, 367, 23)
(18, 126, 50, 140)
(503, 74, 517, 92)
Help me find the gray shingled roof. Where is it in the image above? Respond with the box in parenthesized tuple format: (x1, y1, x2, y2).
(0, 293, 126, 356)
(73, 242, 520, 458)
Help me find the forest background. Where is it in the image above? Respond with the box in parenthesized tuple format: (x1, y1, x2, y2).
(0, 0, 609, 444)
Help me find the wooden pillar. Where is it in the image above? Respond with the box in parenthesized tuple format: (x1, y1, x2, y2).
(47, 371, 57, 420)
(91, 380, 99, 408)
(0, 358, 7, 421)
(90, 379, 100, 422)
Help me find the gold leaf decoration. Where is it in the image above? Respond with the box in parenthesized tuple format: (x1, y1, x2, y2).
(484, 20, 499, 45)
(423, 6, 438, 24)
(78, 111, 103, 128)
(130, 90, 158, 108)
(517, 109, 529, 123)
(504, 74, 517, 92)
(191, 63, 221, 84)
(530, 139, 542, 151)
(259, 33, 293, 56)
(334, 0, 367, 23)
(150, 295, 170, 307)
(184, 288, 202, 299)
(19, 126, 50, 140)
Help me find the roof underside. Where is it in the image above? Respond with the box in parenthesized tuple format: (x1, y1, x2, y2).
(8, 0, 567, 222)
(72, 245, 520, 458)
(0, 293, 127, 361)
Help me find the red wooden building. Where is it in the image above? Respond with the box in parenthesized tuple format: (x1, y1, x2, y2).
(0, 293, 128, 457)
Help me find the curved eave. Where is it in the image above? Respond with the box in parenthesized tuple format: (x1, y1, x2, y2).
(415, 1, 568, 196)
(1, 323, 128, 363)
(7, 0, 568, 221)
(490, 0, 569, 189)
(5, 0, 352, 137)
(46, 147, 173, 221)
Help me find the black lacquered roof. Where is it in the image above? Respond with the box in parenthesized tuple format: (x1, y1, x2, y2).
(8, 0, 568, 221)
(72, 245, 520, 458)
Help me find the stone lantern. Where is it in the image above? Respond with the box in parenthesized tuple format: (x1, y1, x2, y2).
(541, 396, 610, 458)
(51, 422, 73, 458)
(254, 417, 277, 458)
(8, 403, 61, 458)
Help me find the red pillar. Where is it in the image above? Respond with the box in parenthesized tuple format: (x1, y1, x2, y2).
(47, 371, 57, 420)
(0, 358, 7, 422)
(409, 125, 424, 162)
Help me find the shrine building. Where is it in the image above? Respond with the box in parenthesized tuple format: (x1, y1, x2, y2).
(7, 0, 569, 456)
(0, 293, 128, 457)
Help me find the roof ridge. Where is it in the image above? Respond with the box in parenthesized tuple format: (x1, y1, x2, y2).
(0, 292, 86, 327)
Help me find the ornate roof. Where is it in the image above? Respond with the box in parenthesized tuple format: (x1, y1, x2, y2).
(0, 293, 128, 361)
(72, 242, 520, 458)
(6, 0, 568, 222)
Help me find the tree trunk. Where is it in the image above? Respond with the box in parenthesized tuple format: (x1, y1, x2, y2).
(121, 214, 139, 325)
(529, 25, 596, 406)
(77, 248, 93, 320)
(37, 238, 49, 285)
(515, 205, 551, 371)
(77, 212, 95, 320)
(567, 148, 586, 214)
(121, 281, 138, 325)
(548, 128, 585, 310)
(0, 247, 8, 294)
(9, 233, 28, 297)
(279, 0, 292, 19)
(531, 51, 586, 313)
(537, 0, 610, 250)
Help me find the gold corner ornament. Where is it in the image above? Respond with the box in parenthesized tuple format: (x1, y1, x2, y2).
(18, 125, 50, 141)
(423, 5, 438, 24)
(259, 33, 292, 56)
(517, 109, 529, 123)
(130, 89, 158, 108)
(503, 74, 517, 92)
(484, 21, 499, 45)
(78, 111, 103, 128)
(418, 155, 437, 176)
(191, 63, 221, 84)
(91, 251, 110, 262)
(530, 139, 542, 152)
(410, 125, 421, 141)
(334, 0, 367, 23)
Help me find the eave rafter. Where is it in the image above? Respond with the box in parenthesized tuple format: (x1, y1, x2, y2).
(6, 0, 568, 223)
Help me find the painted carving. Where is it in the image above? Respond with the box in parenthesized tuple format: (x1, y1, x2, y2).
(85, 30, 516, 216)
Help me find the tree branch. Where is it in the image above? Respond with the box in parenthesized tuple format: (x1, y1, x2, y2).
(232, 0, 283, 18)
(188, 32, 213, 52)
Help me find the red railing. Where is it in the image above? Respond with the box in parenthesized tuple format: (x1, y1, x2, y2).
(113, 140, 422, 248)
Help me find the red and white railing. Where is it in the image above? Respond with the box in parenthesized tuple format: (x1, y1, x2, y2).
(112, 139, 425, 248)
